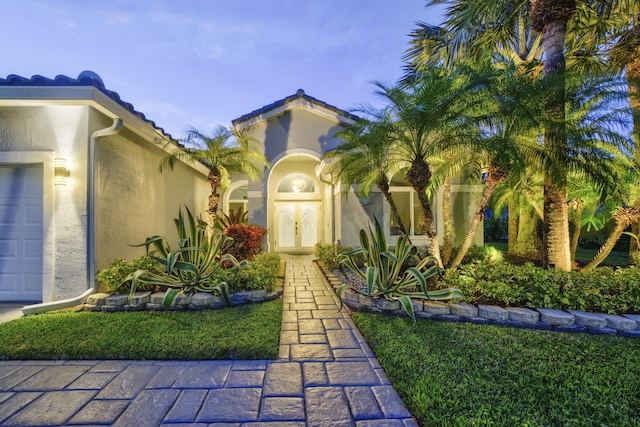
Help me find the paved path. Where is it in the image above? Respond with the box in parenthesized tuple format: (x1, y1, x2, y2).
(0, 255, 416, 426)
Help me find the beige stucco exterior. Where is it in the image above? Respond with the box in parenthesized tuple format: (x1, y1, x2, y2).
(230, 89, 484, 253)
(0, 74, 209, 304)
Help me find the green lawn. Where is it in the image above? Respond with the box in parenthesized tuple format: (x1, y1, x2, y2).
(353, 312, 640, 426)
(0, 300, 282, 360)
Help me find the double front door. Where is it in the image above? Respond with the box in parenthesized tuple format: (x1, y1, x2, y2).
(275, 202, 320, 253)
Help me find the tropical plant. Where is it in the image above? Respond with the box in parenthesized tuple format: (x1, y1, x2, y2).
(336, 218, 464, 322)
(97, 256, 161, 293)
(372, 66, 486, 267)
(159, 125, 269, 225)
(326, 113, 408, 236)
(222, 223, 267, 262)
(214, 207, 249, 231)
(125, 206, 240, 309)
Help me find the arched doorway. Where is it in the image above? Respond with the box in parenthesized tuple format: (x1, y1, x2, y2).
(267, 153, 327, 254)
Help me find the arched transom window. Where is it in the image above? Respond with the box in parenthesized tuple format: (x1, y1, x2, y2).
(277, 174, 317, 193)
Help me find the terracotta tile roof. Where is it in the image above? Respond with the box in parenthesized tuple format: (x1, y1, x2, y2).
(0, 70, 171, 139)
(232, 88, 359, 126)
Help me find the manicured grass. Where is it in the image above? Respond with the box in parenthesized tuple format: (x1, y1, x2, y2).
(0, 300, 282, 360)
(353, 312, 640, 426)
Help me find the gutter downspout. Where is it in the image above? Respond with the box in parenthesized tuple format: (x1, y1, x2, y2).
(23, 117, 124, 316)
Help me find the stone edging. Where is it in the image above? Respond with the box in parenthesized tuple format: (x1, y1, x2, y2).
(316, 261, 640, 339)
(83, 262, 286, 313)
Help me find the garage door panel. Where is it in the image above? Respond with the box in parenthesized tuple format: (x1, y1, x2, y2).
(0, 274, 18, 292)
(0, 165, 43, 302)
(25, 238, 43, 258)
(0, 204, 19, 225)
(25, 204, 42, 225)
(24, 274, 42, 292)
(0, 239, 18, 258)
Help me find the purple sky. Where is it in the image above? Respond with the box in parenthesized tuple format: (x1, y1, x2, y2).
(2, 0, 444, 139)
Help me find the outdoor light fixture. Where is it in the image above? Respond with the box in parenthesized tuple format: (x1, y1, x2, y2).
(54, 158, 70, 185)
(291, 176, 306, 193)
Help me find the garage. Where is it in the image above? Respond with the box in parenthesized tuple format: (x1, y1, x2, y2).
(0, 165, 43, 302)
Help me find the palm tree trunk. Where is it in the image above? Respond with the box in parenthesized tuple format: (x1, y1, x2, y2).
(581, 207, 640, 271)
(208, 169, 222, 225)
(441, 179, 453, 266)
(450, 174, 502, 270)
(535, 8, 573, 271)
(627, 56, 640, 265)
(378, 178, 408, 236)
(415, 188, 442, 268)
(569, 199, 584, 268)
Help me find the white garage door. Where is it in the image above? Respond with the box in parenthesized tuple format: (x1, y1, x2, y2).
(0, 165, 43, 302)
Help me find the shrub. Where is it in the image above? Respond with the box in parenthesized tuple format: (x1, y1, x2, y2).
(441, 262, 640, 314)
(449, 244, 504, 266)
(210, 252, 280, 293)
(223, 224, 267, 261)
(315, 242, 364, 270)
(97, 256, 160, 293)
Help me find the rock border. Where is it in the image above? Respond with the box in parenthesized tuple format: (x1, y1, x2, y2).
(316, 261, 640, 338)
(83, 262, 285, 313)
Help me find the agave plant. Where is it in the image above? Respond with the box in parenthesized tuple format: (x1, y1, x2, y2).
(125, 206, 241, 309)
(337, 218, 464, 321)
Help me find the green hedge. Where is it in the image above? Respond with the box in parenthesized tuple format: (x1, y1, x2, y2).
(211, 252, 281, 293)
(441, 262, 640, 314)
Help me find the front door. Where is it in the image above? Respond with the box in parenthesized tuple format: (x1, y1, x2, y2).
(275, 202, 320, 252)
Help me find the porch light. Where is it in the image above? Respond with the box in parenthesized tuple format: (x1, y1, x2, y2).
(54, 158, 70, 185)
(291, 177, 306, 193)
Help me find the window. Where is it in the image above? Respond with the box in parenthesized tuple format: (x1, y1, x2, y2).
(277, 174, 317, 193)
(227, 184, 247, 213)
(389, 189, 426, 236)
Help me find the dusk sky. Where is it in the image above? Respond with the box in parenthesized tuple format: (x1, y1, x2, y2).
(2, 0, 445, 139)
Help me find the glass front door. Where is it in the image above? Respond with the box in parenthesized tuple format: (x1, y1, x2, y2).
(275, 202, 320, 252)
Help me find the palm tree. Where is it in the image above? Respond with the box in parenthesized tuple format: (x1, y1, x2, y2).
(413, 0, 636, 270)
(324, 114, 408, 236)
(449, 65, 539, 270)
(159, 125, 269, 224)
(374, 66, 487, 268)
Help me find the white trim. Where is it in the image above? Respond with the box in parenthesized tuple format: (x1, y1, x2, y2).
(0, 151, 55, 302)
(0, 86, 210, 176)
(234, 98, 357, 130)
(223, 180, 249, 214)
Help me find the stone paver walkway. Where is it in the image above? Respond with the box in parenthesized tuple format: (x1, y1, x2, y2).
(0, 255, 416, 426)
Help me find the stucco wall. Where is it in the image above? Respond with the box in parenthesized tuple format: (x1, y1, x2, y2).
(94, 114, 209, 271)
(239, 108, 349, 251)
(0, 105, 90, 300)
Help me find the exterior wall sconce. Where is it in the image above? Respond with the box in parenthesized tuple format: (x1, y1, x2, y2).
(54, 158, 70, 185)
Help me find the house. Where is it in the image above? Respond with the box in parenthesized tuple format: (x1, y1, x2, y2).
(227, 89, 484, 253)
(0, 71, 210, 310)
(0, 72, 483, 310)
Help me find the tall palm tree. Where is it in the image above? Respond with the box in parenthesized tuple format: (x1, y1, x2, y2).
(159, 125, 269, 224)
(415, 0, 635, 270)
(375, 66, 486, 267)
(324, 114, 408, 236)
(449, 65, 539, 270)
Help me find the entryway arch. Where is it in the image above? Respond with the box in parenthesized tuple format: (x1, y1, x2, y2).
(266, 151, 329, 253)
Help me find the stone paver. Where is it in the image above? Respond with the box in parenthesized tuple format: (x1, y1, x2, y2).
(0, 255, 416, 426)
